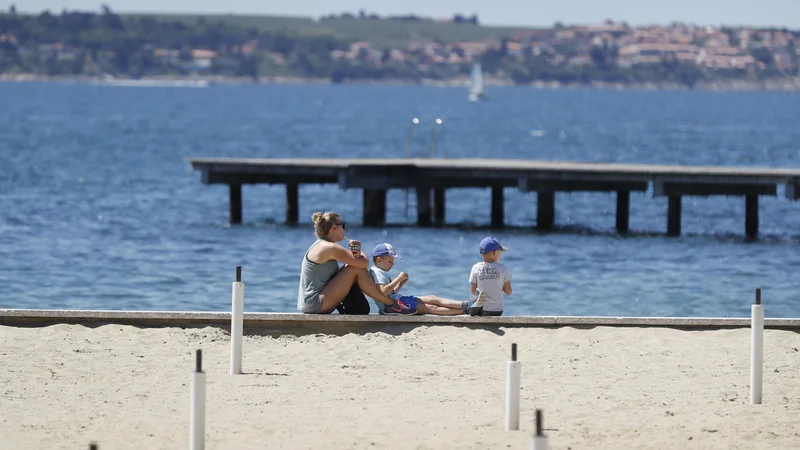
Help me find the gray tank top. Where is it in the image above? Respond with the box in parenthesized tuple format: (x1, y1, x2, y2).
(297, 239, 340, 311)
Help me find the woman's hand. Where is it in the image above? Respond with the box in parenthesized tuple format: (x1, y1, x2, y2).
(348, 239, 362, 256)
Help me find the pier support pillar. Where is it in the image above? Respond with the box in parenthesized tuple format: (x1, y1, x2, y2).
(433, 188, 445, 225)
(537, 192, 555, 230)
(746, 194, 759, 239)
(416, 187, 432, 227)
(229, 184, 242, 224)
(667, 195, 681, 236)
(286, 183, 298, 224)
(491, 186, 504, 228)
(363, 189, 387, 227)
(616, 190, 630, 233)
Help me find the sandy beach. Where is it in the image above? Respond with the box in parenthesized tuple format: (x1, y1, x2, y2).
(1, 323, 799, 449)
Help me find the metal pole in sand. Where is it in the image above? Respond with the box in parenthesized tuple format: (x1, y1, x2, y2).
(750, 288, 764, 405)
(89, 443, 98, 450)
(506, 343, 521, 431)
(531, 409, 548, 449)
(231, 265, 244, 375)
(190, 349, 205, 450)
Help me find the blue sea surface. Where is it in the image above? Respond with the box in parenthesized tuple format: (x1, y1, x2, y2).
(1, 82, 799, 318)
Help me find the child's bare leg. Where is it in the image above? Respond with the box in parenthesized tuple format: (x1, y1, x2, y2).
(416, 303, 465, 315)
(418, 295, 465, 309)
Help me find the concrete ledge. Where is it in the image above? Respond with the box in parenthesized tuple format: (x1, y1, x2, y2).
(2, 309, 800, 336)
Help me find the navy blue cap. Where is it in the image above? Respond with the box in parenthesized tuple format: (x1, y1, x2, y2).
(372, 243, 402, 259)
(479, 236, 508, 254)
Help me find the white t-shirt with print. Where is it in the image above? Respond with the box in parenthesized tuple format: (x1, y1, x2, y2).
(469, 262, 511, 312)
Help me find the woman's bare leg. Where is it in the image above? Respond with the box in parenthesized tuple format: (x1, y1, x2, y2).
(416, 303, 465, 315)
(319, 266, 395, 314)
(353, 268, 395, 305)
(418, 295, 465, 309)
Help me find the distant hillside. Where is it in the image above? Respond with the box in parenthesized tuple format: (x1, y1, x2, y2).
(3, 9, 797, 88)
(124, 13, 534, 47)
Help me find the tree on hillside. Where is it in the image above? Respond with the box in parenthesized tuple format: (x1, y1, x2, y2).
(452, 14, 479, 25)
(751, 47, 774, 67)
(590, 41, 618, 70)
(100, 4, 124, 30)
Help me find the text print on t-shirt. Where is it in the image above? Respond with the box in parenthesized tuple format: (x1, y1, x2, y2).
(476, 265, 501, 280)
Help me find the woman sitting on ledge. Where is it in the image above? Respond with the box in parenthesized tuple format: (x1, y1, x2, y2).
(297, 211, 417, 315)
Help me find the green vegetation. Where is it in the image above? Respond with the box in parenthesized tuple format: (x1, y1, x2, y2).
(135, 13, 531, 48)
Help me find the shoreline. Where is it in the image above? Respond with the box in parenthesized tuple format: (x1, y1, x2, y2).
(3, 73, 800, 92)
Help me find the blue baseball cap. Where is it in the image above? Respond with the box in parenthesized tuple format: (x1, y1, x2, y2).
(372, 243, 402, 259)
(479, 236, 508, 254)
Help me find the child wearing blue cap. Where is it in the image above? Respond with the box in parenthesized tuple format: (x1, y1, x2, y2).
(369, 243, 483, 315)
(468, 236, 512, 316)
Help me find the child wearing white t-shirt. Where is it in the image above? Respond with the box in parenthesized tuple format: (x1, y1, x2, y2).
(468, 236, 512, 316)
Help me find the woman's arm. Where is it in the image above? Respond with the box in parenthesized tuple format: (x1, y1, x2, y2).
(316, 242, 369, 269)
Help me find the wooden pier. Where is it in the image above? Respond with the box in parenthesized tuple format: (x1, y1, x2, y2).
(185, 157, 800, 238)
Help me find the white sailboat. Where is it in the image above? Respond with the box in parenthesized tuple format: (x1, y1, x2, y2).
(468, 62, 484, 101)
